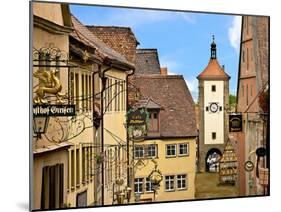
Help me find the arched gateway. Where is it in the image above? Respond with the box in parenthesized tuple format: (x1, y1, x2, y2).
(205, 148, 222, 172)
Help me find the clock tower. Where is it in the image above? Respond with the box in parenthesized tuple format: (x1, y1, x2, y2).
(197, 36, 230, 172)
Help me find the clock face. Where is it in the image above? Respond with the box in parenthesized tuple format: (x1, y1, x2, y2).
(210, 103, 218, 113)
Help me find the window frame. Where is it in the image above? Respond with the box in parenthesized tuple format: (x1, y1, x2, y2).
(145, 177, 154, 193)
(134, 145, 145, 159)
(178, 143, 189, 156)
(147, 144, 157, 158)
(166, 144, 177, 158)
(134, 178, 144, 194)
(177, 174, 187, 190)
(165, 175, 175, 192)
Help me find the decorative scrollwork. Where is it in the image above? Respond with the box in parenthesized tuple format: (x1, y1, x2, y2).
(43, 113, 91, 143)
(33, 44, 69, 62)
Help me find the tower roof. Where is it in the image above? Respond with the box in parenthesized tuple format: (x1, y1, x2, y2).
(197, 59, 230, 80)
(197, 36, 230, 80)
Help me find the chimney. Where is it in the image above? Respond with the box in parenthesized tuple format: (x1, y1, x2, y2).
(160, 67, 168, 75)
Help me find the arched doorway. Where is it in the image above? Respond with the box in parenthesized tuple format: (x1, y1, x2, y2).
(205, 148, 222, 172)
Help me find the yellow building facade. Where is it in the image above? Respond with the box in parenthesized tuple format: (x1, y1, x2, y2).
(133, 138, 196, 202)
(132, 73, 198, 202)
(32, 2, 134, 209)
(32, 2, 73, 210)
(69, 15, 135, 206)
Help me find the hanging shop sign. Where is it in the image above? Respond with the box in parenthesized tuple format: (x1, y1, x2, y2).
(127, 109, 147, 126)
(229, 114, 242, 132)
(126, 108, 149, 142)
(33, 105, 76, 116)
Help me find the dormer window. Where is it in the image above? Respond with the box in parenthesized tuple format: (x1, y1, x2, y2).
(148, 110, 159, 132)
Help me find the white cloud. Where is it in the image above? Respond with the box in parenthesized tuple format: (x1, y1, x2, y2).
(94, 9, 196, 28)
(228, 16, 242, 52)
(180, 13, 196, 24)
(185, 78, 198, 101)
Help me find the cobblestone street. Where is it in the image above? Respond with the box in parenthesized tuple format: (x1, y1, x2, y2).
(195, 173, 239, 199)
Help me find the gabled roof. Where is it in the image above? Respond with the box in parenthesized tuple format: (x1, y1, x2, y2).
(70, 15, 135, 70)
(135, 98, 162, 109)
(197, 58, 230, 80)
(134, 75, 198, 138)
(135, 49, 161, 75)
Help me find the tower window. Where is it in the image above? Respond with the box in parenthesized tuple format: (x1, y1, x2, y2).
(212, 132, 216, 140)
(206, 107, 209, 111)
(211, 85, 216, 92)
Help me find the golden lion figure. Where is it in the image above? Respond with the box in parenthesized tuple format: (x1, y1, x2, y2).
(33, 69, 66, 104)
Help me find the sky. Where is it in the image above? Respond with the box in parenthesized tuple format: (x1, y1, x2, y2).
(70, 4, 242, 101)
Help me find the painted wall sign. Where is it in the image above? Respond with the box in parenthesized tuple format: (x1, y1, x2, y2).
(33, 105, 76, 116)
(229, 114, 242, 132)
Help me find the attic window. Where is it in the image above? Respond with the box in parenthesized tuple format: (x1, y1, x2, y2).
(148, 111, 159, 132)
(212, 85, 216, 92)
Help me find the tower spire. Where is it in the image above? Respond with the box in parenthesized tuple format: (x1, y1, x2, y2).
(211, 35, 217, 59)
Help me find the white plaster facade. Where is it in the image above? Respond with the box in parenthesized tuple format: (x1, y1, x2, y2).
(203, 80, 224, 145)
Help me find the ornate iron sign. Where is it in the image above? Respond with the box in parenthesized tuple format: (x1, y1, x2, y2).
(229, 114, 242, 132)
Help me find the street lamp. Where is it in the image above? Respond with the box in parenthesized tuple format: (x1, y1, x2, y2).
(148, 159, 163, 201)
(33, 116, 49, 139)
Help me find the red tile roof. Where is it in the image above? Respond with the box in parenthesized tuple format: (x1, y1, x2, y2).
(133, 75, 198, 138)
(197, 59, 230, 80)
(70, 15, 135, 70)
(87, 25, 139, 63)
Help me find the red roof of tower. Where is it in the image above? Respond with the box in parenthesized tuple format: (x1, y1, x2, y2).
(197, 58, 230, 80)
